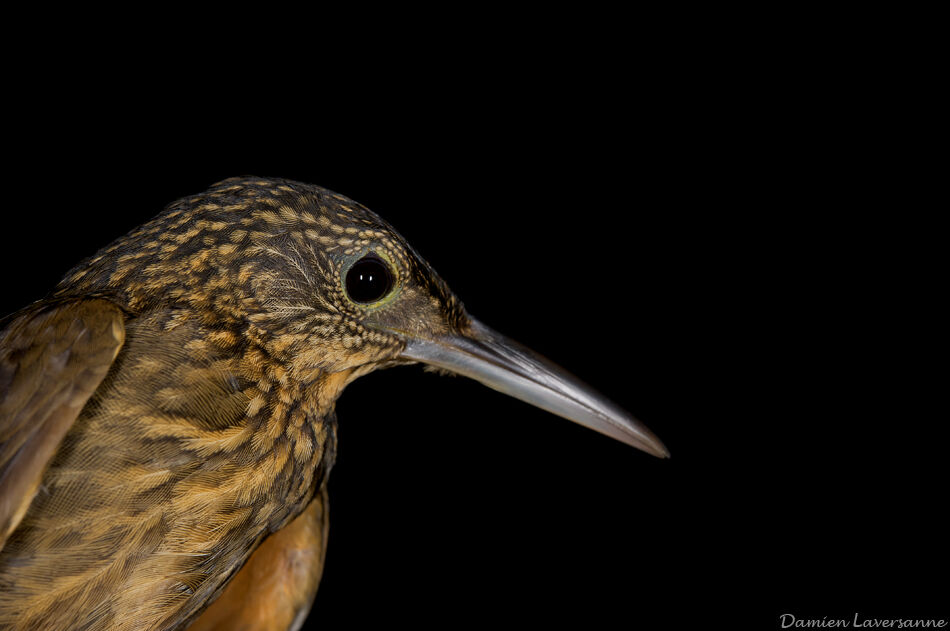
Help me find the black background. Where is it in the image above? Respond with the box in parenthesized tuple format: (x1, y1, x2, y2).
(2, 35, 944, 629)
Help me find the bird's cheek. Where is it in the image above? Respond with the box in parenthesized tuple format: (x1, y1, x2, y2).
(286, 335, 400, 382)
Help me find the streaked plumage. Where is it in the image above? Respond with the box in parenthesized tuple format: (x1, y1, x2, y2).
(0, 177, 666, 630)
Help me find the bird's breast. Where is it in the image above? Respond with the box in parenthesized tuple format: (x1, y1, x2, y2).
(0, 310, 339, 630)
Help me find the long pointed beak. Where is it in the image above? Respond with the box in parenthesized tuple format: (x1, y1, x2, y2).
(399, 319, 669, 458)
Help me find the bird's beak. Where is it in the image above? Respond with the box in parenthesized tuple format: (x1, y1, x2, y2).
(399, 319, 669, 458)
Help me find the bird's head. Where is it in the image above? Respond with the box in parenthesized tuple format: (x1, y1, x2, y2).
(56, 177, 668, 458)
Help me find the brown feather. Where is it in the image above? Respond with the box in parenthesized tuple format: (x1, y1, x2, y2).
(0, 299, 125, 548)
(0, 311, 338, 630)
(188, 486, 329, 631)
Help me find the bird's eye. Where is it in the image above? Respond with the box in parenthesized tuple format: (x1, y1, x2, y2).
(345, 255, 395, 304)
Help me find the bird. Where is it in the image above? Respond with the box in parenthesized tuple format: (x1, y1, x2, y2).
(0, 176, 668, 630)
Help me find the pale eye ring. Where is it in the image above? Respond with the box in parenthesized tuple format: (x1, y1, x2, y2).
(345, 255, 394, 304)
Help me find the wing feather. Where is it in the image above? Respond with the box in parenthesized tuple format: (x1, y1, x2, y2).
(0, 299, 125, 548)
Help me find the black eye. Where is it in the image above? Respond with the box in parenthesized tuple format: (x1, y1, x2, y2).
(345, 256, 394, 304)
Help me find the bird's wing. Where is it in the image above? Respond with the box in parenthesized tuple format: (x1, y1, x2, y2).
(0, 298, 125, 549)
